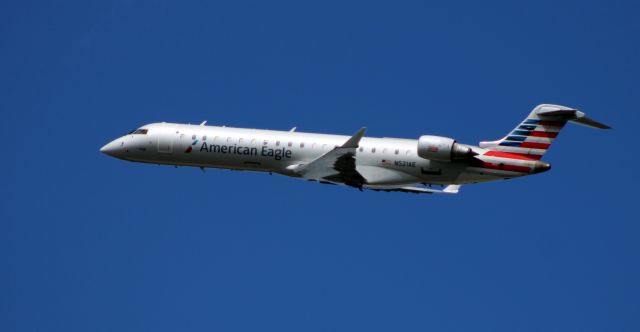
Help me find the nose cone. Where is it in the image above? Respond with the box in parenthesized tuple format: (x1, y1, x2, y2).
(100, 139, 124, 158)
(533, 161, 551, 174)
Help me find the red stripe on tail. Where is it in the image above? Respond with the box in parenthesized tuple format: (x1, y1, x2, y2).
(484, 150, 543, 160)
(485, 150, 535, 160)
(529, 131, 558, 138)
(474, 161, 532, 173)
(520, 142, 550, 149)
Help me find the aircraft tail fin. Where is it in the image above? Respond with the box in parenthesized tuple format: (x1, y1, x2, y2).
(479, 104, 610, 160)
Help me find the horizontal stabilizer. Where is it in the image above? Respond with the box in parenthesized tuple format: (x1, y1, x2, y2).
(536, 105, 611, 129)
(570, 114, 611, 129)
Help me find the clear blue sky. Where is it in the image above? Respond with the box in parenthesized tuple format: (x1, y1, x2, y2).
(2, 1, 638, 331)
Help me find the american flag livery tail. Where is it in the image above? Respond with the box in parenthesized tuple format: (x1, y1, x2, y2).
(479, 104, 610, 160)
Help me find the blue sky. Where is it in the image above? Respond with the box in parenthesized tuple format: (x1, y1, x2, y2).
(2, 1, 639, 331)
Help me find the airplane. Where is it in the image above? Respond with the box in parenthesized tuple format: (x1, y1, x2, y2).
(100, 104, 609, 194)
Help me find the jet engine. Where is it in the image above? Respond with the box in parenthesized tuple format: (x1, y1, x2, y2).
(417, 135, 475, 162)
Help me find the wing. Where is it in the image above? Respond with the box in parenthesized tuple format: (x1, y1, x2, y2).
(293, 127, 367, 188)
(366, 184, 461, 194)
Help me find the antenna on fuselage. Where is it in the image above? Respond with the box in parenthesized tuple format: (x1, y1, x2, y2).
(200, 120, 207, 126)
(290, 127, 297, 132)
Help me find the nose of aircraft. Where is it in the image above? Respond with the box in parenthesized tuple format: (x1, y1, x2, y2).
(100, 138, 124, 158)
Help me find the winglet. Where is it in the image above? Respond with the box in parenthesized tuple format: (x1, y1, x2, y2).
(341, 127, 367, 148)
(443, 184, 461, 194)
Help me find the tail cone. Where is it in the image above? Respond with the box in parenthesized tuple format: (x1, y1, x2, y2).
(533, 161, 551, 174)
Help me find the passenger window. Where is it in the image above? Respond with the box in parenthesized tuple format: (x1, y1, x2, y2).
(288, 142, 292, 147)
(203, 135, 207, 141)
(192, 135, 196, 140)
(276, 141, 280, 146)
(263, 140, 268, 145)
(395, 149, 399, 155)
(300, 142, 305, 148)
(359, 147, 363, 152)
(372, 148, 376, 153)
(383, 148, 388, 154)
(227, 137, 232, 143)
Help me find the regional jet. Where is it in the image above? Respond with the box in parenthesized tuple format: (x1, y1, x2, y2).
(100, 104, 609, 194)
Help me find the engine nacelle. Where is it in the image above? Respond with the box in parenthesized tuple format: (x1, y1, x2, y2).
(417, 135, 475, 162)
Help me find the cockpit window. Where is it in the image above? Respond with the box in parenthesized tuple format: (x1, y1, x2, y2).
(128, 129, 148, 135)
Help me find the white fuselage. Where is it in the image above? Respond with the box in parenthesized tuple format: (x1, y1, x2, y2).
(101, 122, 544, 188)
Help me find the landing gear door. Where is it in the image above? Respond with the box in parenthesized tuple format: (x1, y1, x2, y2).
(157, 126, 173, 154)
